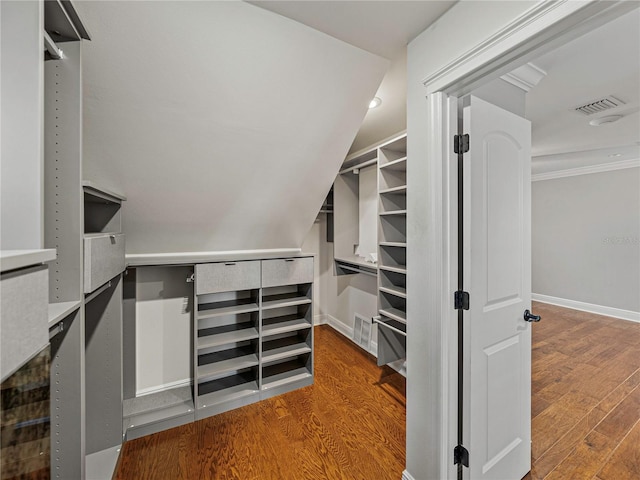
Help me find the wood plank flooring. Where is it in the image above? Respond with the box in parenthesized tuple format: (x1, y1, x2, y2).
(526, 302, 640, 480)
(114, 326, 406, 480)
(115, 305, 639, 480)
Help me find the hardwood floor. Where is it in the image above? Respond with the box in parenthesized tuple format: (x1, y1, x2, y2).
(526, 302, 640, 480)
(114, 325, 406, 480)
(115, 305, 639, 480)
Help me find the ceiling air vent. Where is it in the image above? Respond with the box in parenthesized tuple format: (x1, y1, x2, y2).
(574, 96, 625, 115)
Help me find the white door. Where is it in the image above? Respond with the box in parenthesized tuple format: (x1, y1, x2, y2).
(462, 95, 533, 479)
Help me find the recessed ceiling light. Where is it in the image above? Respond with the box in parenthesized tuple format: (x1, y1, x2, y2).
(369, 97, 382, 109)
(608, 153, 622, 158)
(589, 115, 623, 126)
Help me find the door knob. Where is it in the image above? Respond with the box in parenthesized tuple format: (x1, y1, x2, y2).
(523, 309, 541, 322)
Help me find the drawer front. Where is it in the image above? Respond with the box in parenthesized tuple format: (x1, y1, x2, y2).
(1, 265, 48, 381)
(261, 257, 313, 288)
(84, 234, 126, 293)
(196, 261, 261, 295)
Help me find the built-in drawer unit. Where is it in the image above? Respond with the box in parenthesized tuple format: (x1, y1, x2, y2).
(83, 233, 126, 293)
(1, 264, 49, 381)
(195, 260, 261, 295)
(261, 257, 314, 288)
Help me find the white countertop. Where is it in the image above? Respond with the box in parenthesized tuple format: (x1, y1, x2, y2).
(0, 249, 57, 273)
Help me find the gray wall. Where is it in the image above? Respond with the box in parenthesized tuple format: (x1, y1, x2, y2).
(1, 0, 43, 249)
(532, 167, 640, 312)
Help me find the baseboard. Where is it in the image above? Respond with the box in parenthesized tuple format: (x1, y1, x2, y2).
(136, 378, 191, 397)
(532, 293, 640, 323)
(326, 315, 378, 357)
(402, 470, 416, 480)
(327, 314, 354, 338)
(314, 313, 328, 326)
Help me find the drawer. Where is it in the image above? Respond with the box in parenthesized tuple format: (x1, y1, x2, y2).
(196, 261, 261, 295)
(1, 265, 48, 381)
(261, 257, 313, 288)
(84, 233, 126, 293)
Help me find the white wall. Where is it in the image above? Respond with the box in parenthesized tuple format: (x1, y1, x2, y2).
(1, 0, 43, 249)
(75, 0, 388, 255)
(355, 165, 377, 259)
(532, 167, 640, 314)
(135, 266, 193, 395)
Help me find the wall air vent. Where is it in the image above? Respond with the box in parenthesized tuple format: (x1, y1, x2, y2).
(574, 96, 625, 115)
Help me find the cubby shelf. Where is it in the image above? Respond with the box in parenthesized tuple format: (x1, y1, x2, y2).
(197, 299, 259, 319)
(379, 307, 406, 324)
(191, 256, 314, 418)
(379, 286, 407, 299)
(379, 185, 407, 195)
(379, 210, 407, 216)
(197, 327, 259, 350)
(262, 316, 312, 337)
(379, 157, 407, 171)
(379, 265, 407, 275)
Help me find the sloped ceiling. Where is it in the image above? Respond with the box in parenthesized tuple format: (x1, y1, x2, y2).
(76, 1, 388, 254)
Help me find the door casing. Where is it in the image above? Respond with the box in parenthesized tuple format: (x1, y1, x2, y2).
(407, 2, 638, 479)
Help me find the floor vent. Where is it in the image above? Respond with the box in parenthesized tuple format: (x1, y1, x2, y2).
(353, 314, 372, 352)
(574, 95, 625, 115)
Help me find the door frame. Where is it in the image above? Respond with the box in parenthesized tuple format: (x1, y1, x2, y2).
(407, 1, 637, 479)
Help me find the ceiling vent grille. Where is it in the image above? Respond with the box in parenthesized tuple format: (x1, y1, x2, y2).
(574, 96, 625, 115)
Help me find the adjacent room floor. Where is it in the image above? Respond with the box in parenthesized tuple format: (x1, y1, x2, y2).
(526, 302, 640, 480)
(115, 304, 639, 480)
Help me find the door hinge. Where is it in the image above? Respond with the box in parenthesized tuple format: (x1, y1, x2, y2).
(454, 445, 469, 467)
(454, 134, 469, 154)
(454, 290, 469, 310)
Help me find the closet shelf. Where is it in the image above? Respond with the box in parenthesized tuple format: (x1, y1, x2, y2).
(379, 286, 407, 299)
(379, 307, 407, 324)
(379, 265, 407, 275)
(48, 300, 82, 328)
(197, 328, 259, 350)
(262, 316, 312, 337)
(197, 353, 259, 380)
(374, 317, 407, 336)
(379, 185, 407, 195)
(379, 242, 407, 248)
(197, 299, 259, 319)
(262, 366, 312, 391)
(261, 294, 311, 310)
(198, 381, 259, 409)
(379, 157, 407, 171)
(262, 343, 311, 364)
(379, 210, 407, 216)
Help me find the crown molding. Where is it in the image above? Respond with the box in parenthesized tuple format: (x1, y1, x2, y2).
(500, 63, 547, 92)
(532, 158, 640, 182)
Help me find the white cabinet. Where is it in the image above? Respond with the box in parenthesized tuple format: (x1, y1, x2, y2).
(193, 256, 314, 419)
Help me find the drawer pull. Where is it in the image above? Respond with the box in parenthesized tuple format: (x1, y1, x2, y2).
(285, 259, 295, 262)
(224, 262, 237, 266)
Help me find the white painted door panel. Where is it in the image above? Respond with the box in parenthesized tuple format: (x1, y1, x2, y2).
(463, 95, 532, 480)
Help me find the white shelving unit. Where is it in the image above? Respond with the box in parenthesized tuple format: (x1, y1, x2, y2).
(376, 134, 408, 366)
(191, 257, 314, 420)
